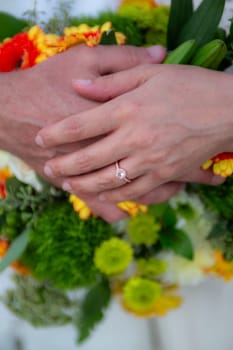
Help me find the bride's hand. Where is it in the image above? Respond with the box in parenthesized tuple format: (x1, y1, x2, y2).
(36, 64, 229, 203)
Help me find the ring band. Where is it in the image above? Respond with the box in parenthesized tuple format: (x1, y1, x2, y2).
(115, 161, 131, 183)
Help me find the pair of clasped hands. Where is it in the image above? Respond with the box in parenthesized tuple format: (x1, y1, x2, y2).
(20, 43, 230, 222)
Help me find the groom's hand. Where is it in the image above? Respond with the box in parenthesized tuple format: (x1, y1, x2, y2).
(0, 44, 166, 222)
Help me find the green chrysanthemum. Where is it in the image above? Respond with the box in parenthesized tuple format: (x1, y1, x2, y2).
(128, 214, 160, 245)
(123, 277, 162, 313)
(94, 237, 133, 276)
(136, 257, 167, 278)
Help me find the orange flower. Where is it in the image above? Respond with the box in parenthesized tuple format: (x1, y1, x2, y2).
(0, 23, 126, 72)
(0, 240, 9, 257)
(0, 239, 30, 275)
(0, 167, 12, 198)
(0, 32, 40, 71)
(202, 153, 233, 178)
(204, 251, 233, 281)
(11, 261, 31, 276)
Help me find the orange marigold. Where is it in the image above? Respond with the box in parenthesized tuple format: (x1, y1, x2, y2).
(204, 251, 233, 281)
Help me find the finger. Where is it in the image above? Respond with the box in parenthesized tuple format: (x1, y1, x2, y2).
(98, 173, 160, 203)
(42, 128, 143, 178)
(95, 45, 166, 75)
(72, 63, 161, 102)
(179, 168, 225, 186)
(35, 96, 121, 148)
(61, 158, 141, 194)
(135, 182, 186, 205)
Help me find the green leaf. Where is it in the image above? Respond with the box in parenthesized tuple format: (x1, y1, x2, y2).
(163, 206, 177, 228)
(148, 203, 169, 219)
(77, 279, 111, 343)
(0, 12, 28, 41)
(167, 0, 193, 49)
(208, 221, 228, 239)
(100, 30, 117, 45)
(6, 177, 23, 198)
(0, 225, 31, 272)
(160, 229, 194, 260)
(178, 0, 225, 47)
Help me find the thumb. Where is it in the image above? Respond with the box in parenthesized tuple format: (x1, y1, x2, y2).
(72, 45, 166, 102)
(72, 63, 158, 102)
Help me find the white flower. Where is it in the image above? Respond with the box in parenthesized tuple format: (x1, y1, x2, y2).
(159, 245, 215, 286)
(0, 151, 42, 191)
(170, 190, 217, 246)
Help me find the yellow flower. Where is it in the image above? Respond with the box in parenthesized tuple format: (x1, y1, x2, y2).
(118, 201, 147, 217)
(119, 0, 158, 10)
(28, 25, 66, 64)
(152, 294, 182, 316)
(94, 237, 133, 276)
(64, 22, 126, 47)
(122, 277, 162, 316)
(69, 194, 92, 220)
(204, 251, 233, 281)
(202, 153, 233, 178)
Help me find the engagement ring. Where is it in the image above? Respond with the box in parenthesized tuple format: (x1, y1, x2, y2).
(115, 161, 131, 183)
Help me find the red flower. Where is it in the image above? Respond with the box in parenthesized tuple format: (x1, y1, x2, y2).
(0, 32, 40, 72)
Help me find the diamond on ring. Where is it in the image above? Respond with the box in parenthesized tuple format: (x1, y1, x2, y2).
(115, 162, 131, 183)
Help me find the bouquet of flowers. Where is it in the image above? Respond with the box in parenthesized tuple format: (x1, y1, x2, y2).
(1, 0, 233, 344)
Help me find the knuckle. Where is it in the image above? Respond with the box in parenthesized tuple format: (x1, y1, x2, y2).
(127, 128, 152, 150)
(124, 47, 149, 67)
(70, 180, 87, 194)
(80, 45, 97, 63)
(154, 164, 175, 183)
(119, 188, 135, 201)
(63, 117, 82, 138)
(95, 75, 116, 101)
(76, 152, 93, 173)
(114, 100, 138, 120)
(48, 160, 62, 177)
(97, 177, 116, 191)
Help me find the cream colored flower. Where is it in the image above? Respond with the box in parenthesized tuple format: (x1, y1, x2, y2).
(159, 245, 215, 286)
(0, 151, 42, 191)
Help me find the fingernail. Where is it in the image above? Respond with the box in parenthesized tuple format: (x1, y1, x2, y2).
(212, 175, 226, 185)
(35, 135, 44, 147)
(72, 79, 92, 87)
(99, 194, 106, 202)
(62, 182, 72, 192)
(146, 45, 166, 61)
(44, 165, 54, 177)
